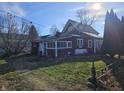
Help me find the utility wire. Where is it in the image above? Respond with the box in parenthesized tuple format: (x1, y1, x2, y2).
(0, 9, 46, 28)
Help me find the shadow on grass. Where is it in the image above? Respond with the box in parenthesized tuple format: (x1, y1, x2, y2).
(0, 54, 124, 90)
(0, 54, 103, 75)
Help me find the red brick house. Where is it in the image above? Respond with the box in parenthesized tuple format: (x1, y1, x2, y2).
(31, 19, 103, 58)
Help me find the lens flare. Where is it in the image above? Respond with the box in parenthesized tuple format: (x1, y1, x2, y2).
(92, 3, 102, 11)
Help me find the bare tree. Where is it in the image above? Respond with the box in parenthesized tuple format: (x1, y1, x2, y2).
(76, 9, 96, 26)
(0, 12, 34, 56)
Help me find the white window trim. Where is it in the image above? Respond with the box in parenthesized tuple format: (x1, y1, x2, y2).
(56, 41, 66, 49)
(67, 41, 72, 48)
(57, 41, 72, 49)
(88, 40, 92, 48)
(46, 41, 72, 49)
(47, 42, 55, 48)
(77, 39, 83, 48)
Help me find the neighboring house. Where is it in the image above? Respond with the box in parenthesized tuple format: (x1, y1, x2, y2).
(31, 19, 103, 58)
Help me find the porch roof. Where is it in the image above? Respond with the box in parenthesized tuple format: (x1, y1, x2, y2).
(39, 34, 80, 42)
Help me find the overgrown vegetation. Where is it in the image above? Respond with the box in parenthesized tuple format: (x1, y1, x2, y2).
(0, 55, 107, 90)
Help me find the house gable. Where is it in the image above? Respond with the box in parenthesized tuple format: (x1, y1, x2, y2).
(62, 20, 75, 33)
(62, 19, 99, 35)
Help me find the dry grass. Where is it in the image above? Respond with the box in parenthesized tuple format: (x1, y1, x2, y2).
(0, 55, 109, 91)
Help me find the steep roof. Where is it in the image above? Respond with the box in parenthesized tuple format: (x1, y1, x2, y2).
(62, 19, 99, 35)
(36, 19, 102, 43)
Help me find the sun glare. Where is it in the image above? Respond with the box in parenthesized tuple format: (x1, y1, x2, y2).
(92, 3, 102, 10)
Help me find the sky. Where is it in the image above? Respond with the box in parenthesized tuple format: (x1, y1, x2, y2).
(0, 2, 124, 37)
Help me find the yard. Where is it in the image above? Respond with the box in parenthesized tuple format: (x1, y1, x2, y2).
(0, 54, 123, 90)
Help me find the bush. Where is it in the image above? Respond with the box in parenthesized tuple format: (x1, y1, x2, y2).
(0, 52, 12, 58)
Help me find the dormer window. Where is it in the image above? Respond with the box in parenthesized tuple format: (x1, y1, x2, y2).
(67, 26, 73, 32)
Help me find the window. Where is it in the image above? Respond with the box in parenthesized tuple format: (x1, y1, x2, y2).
(67, 24, 73, 32)
(57, 42, 61, 48)
(47, 42, 55, 48)
(44, 43, 47, 48)
(77, 39, 83, 48)
(57, 42, 66, 48)
(45, 41, 72, 49)
(61, 42, 66, 47)
(57, 41, 72, 48)
(88, 40, 92, 48)
(68, 26, 73, 32)
(67, 41, 72, 48)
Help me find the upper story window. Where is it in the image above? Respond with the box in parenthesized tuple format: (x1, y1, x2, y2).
(68, 26, 73, 32)
(88, 40, 92, 48)
(66, 24, 73, 32)
(77, 39, 83, 48)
